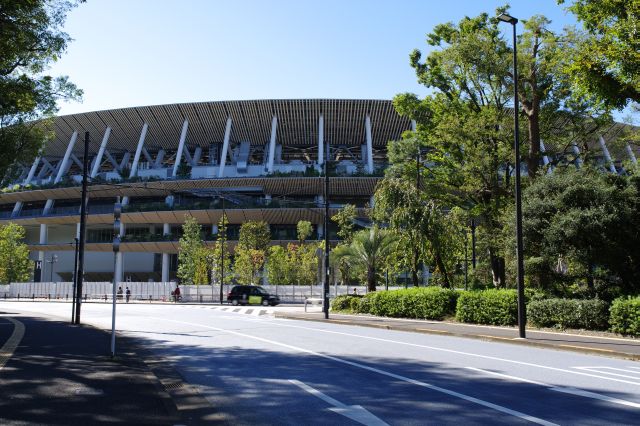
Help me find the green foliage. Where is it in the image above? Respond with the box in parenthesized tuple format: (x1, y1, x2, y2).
(331, 204, 357, 243)
(332, 227, 397, 291)
(518, 167, 640, 295)
(175, 162, 192, 179)
(527, 298, 609, 330)
(0, 1, 83, 183)
(177, 216, 204, 285)
(211, 214, 232, 285)
(366, 288, 459, 320)
(455, 289, 518, 326)
(293, 242, 321, 286)
(561, 0, 640, 108)
(0, 222, 31, 283)
(266, 245, 293, 285)
(609, 297, 640, 336)
(233, 247, 265, 285)
(331, 295, 353, 312)
(296, 220, 313, 243)
(238, 221, 270, 251)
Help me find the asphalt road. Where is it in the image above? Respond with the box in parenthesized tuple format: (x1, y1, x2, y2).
(2, 302, 639, 425)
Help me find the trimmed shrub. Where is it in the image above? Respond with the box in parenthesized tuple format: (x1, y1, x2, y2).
(456, 289, 518, 326)
(527, 298, 609, 330)
(331, 295, 352, 312)
(610, 297, 640, 336)
(365, 287, 458, 320)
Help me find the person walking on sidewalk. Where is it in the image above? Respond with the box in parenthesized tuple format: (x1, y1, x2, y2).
(125, 287, 131, 303)
(117, 286, 123, 302)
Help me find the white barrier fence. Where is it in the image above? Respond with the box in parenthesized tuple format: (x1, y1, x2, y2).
(3, 282, 405, 303)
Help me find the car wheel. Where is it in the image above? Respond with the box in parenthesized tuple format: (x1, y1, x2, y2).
(262, 299, 269, 306)
(231, 299, 238, 306)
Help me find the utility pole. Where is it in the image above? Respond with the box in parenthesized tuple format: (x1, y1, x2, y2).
(111, 201, 122, 357)
(74, 131, 90, 324)
(323, 142, 330, 319)
(219, 196, 226, 305)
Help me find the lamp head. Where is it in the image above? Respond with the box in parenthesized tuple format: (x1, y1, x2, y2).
(497, 13, 518, 25)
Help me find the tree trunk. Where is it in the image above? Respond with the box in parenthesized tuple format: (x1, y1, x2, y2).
(527, 108, 541, 179)
(367, 267, 376, 292)
(489, 249, 506, 287)
(435, 252, 451, 288)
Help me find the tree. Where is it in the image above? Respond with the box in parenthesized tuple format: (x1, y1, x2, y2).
(518, 167, 639, 296)
(0, 222, 31, 283)
(560, 0, 640, 109)
(233, 247, 265, 285)
(0, 1, 83, 183)
(294, 242, 322, 286)
(177, 216, 204, 285)
(238, 221, 270, 251)
(211, 213, 232, 285)
(266, 245, 292, 286)
(333, 227, 397, 292)
(296, 220, 313, 243)
(331, 204, 357, 243)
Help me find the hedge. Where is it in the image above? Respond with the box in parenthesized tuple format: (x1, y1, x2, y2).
(527, 298, 609, 330)
(610, 297, 640, 336)
(456, 289, 518, 326)
(331, 288, 458, 320)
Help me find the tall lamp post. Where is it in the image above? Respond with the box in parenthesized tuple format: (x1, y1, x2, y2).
(498, 12, 526, 339)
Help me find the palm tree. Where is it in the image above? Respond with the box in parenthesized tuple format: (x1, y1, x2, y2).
(334, 226, 397, 292)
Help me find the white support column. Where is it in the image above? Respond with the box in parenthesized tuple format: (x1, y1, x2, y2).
(598, 135, 617, 173)
(103, 150, 120, 171)
(572, 143, 583, 168)
(69, 153, 84, 170)
(626, 142, 638, 165)
(162, 223, 170, 282)
(54, 131, 78, 183)
(365, 115, 374, 174)
(142, 147, 154, 164)
(318, 114, 324, 167)
(218, 117, 232, 178)
(411, 119, 417, 132)
(37, 157, 55, 179)
(540, 139, 553, 175)
(193, 146, 202, 165)
(154, 149, 165, 168)
(129, 123, 149, 178)
(118, 152, 131, 172)
(267, 115, 277, 172)
(91, 127, 111, 178)
(172, 120, 189, 177)
(23, 156, 40, 184)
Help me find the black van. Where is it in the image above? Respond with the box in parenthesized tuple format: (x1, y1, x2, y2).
(227, 285, 280, 306)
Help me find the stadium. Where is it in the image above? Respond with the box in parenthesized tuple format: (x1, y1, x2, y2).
(0, 99, 412, 285)
(0, 99, 637, 291)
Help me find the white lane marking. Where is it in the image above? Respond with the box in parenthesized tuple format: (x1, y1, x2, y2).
(573, 366, 640, 380)
(0, 317, 26, 370)
(466, 367, 640, 409)
(235, 316, 640, 387)
(150, 316, 558, 426)
(289, 379, 389, 426)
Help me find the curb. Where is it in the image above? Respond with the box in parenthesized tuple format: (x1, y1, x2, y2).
(274, 313, 640, 362)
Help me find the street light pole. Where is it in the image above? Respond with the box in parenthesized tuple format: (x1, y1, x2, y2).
(323, 141, 330, 319)
(219, 196, 225, 305)
(498, 12, 526, 339)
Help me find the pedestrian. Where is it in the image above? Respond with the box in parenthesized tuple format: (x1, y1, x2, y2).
(353, 288, 358, 296)
(125, 287, 131, 303)
(173, 285, 181, 302)
(117, 286, 123, 302)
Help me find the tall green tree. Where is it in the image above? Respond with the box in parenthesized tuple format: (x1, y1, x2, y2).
(238, 221, 270, 251)
(233, 247, 265, 285)
(266, 245, 293, 286)
(331, 204, 357, 243)
(296, 220, 313, 243)
(0, 0, 83, 183)
(333, 227, 397, 292)
(211, 213, 232, 285)
(177, 216, 204, 285)
(0, 222, 31, 283)
(560, 0, 640, 109)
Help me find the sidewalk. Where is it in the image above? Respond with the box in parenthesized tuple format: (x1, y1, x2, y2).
(274, 310, 640, 361)
(0, 313, 183, 425)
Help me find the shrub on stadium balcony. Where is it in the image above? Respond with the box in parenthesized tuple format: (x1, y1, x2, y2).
(527, 298, 609, 330)
(365, 287, 458, 320)
(609, 297, 640, 336)
(455, 289, 518, 326)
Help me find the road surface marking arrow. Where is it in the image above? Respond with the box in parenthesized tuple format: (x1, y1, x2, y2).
(289, 379, 389, 426)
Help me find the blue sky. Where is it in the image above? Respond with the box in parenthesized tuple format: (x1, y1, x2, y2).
(50, 0, 577, 116)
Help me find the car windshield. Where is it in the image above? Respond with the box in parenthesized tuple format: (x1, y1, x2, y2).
(255, 287, 268, 295)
